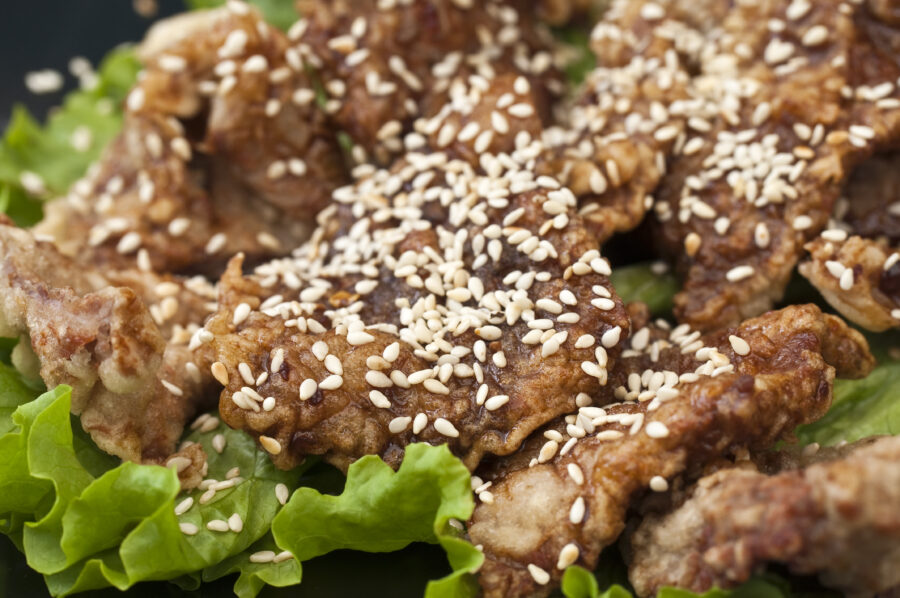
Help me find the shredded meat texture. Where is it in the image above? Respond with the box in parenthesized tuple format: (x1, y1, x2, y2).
(0, 222, 215, 479)
(467, 304, 873, 598)
(294, 0, 563, 166)
(627, 436, 900, 598)
(799, 153, 900, 331)
(35, 6, 345, 275)
(205, 137, 630, 472)
(620, 0, 900, 331)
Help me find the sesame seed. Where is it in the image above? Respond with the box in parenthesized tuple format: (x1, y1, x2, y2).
(649, 476, 669, 492)
(601, 326, 622, 348)
(212, 433, 226, 454)
(299, 379, 318, 400)
(273, 551, 293, 563)
(259, 436, 282, 455)
(645, 421, 670, 439)
(174, 497, 194, 516)
(527, 564, 550, 586)
(801, 25, 828, 46)
(233, 303, 251, 326)
(567, 463, 584, 485)
(324, 354, 343, 375)
(179, 522, 199, 536)
(275, 483, 289, 505)
(424, 378, 450, 395)
(228, 513, 244, 533)
(485, 395, 510, 411)
(726, 265, 755, 282)
(434, 418, 459, 438)
(839, 268, 854, 291)
(319, 375, 344, 390)
(557, 543, 579, 570)
(413, 413, 428, 434)
(569, 496, 585, 524)
(207, 519, 230, 532)
(729, 335, 751, 356)
(538, 440, 558, 463)
(389, 416, 411, 434)
(793, 215, 813, 230)
(366, 370, 393, 388)
(250, 551, 276, 564)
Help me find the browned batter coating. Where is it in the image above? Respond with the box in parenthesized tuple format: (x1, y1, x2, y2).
(202, 139, 631, 472)
(466, 304, 873, 598)
(35, 5, 346, 275)
(639, 0, 900, 331)
(293, 0, 563, 166)
(627, 436, 900, 597)
(0, 222, 216, 476)
(799, 153, 900, 331)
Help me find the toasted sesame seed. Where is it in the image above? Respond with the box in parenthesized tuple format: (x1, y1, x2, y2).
(259, 435, 282, 455)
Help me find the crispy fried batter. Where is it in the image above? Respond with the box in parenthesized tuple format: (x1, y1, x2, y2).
(294, 0, 562, 165)
(799, 153, 900, 330)
(204, 138, 630, 472)
(36, 6, 346, 275)
(0, 223, 216, 474)
(627, 436, 900, 597)
(638, 0, 900, 330)
(467, 304, 873, 597)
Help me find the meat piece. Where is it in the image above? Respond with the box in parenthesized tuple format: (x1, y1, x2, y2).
(536, 0, 603, 26)
(0, 222, 216, 473)
(294, 0, 563, 165)
(799, 152, 900, 330)
(801, 235, 900, 331)
(627, 436, 900, 597)
(203, 140, 631, 472)
(36, 5, 346, 275)
(466, 304, 873, 597)
(644, 0, 900, 330)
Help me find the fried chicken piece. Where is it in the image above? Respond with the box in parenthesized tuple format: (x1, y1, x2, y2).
(536, 0, 605, 26)
(627, 436, 900, 597)
(36, 5, 345, 275)
(646, 0, 900, 330)
(203, 138, 631, 472)
(466, 304, 873, 597)
(294, 0, 562, 165)
(799, 153, 900, 330)
(0, 222, 216, 474)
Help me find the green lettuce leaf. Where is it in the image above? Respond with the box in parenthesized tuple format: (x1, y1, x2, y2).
(610, 263, 679, 315)
(272, 443, 483, 598)
(0, 49, 139, 200)
(0, 386, 304, 597)
(185, 0, 299, 30)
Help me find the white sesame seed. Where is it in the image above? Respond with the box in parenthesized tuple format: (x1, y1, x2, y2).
(324, 354, 343, 375)
(650, 476, 669, 492)
(821, 229, 848, 243)
(801, 25, 828, 46)
(484, 395, 510, 411)
(212, 433, 226, 454)
(645, 421, 670, 439)
(389, 416, 411, 434)
(228, 513, 244, 533)
(179, 522, 199, 535)
(569, 496, 586, 524)
(233, 303, 251, 326)
(174, 497, 194, 516)
(207, 519, 230, 532)
(527, 564, 550, 586)
(729, 334, 751, 356)
(424, 378, 450, 395)
(476, 326, 502, 340)
(250, 551, 276, 564)
(275, 483, 289, 505)
(319, 375, 344, 390)
(538, 440, 558, 463)
(434, 418, 459, 438)
(574, 335, 595, 349)
(839, 268, 854, 291)
(567, 463, 584, 485)
(793, 215, 813, 231)
(601, 326, 622, 348)
(726, 265, 755, 282)
(299, 379, 318, 400)
(262, 397, 276, 412)
(369, 390, 391, 408)
(413, 413, 428, 434)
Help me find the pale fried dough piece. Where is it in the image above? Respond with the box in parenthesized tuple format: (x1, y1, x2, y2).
(627, 436, 900, 597)
(205, 144, 630, 472)
(0, 223, 215, 474)
(647, 0, 900, 330)
(467, 305, 873, 598)
(295, 0, 562, 165)
(36, 6, 345, 275)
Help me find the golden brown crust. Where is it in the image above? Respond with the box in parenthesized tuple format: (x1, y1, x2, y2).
(627, 436, 900, 597)
(467, 304, 873, 598)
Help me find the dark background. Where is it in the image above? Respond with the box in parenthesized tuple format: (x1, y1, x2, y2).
(0, 0, 182, 128)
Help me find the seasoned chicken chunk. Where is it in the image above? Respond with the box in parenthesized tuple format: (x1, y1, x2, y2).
(467, 304, 873, 597)
(627, 436, 900, 597)
(203, 138, 631, 472)
(294, 0, 563, 165)
(0, 222, 216, 473)
(36, 5, 346, 275)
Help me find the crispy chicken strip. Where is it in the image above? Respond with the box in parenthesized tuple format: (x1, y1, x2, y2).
(643, 0, 900, 330)
(204, 135, 631, 472)
(0, 222, 216, 473)
(294, 0, 563, 165)
(467, 304, 873, 597)
(800, 153, 900, 330)
(36, 5, 346, 275)
(627, 436, 900, 597)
